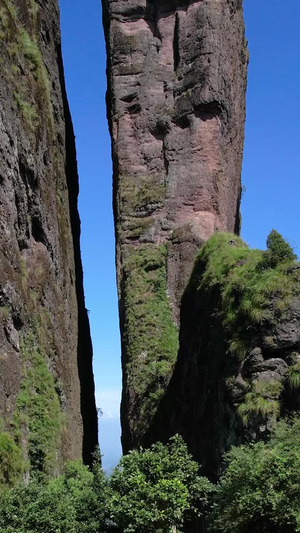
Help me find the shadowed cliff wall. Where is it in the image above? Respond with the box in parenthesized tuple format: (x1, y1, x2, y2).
(146, 233, 300, 481)
(102, 0, 248, 450)
(0, 0, 97, 473)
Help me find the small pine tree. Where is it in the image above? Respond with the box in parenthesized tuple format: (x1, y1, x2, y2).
(265, 229, 296, 266)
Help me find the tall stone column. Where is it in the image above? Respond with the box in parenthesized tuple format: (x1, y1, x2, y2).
(102, 0, 248, 450)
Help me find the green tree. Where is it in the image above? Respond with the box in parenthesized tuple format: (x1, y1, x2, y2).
(0, 459, 108, 533)
(209, 418, 300, 533)
(264, 229, 296, 266)
(108, 434, 213, 533)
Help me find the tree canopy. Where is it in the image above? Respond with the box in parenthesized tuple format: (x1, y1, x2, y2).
(209, 418, 300, 533)
(264, 229, 297, 266)
(108, 435, 213, 533)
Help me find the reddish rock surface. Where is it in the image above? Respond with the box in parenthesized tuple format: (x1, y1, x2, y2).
(103, 0, 248, 450)
(0, 0, 97, 470)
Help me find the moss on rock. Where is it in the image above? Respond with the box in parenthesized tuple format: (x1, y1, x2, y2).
(13, 329, 64, 476)
(0, 0, 54, 134)
(122, 244, 179, 437)
(119, 174, 166, 216)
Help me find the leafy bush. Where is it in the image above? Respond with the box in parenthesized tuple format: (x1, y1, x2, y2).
(0, 460, 108, 533)
(3, 426, 300, 533)
(0, 432, 23, 490)
(209, 418, 300, 533)
(108, 435, 213, 533)
(0, 436, 214, 533)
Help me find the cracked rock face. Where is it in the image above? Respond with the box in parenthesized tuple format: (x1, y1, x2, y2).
(102, 0, 248, 450)
(0, 0, 97, 472)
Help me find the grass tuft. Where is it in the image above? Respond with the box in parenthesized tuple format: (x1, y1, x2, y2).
(287, 363, 300, 390)
(238, 380, 283, 426)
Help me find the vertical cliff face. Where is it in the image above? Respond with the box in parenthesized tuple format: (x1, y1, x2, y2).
(102, 0, 248, 450)
(146, 233, 300, 481)
(0, 0, 97, 474)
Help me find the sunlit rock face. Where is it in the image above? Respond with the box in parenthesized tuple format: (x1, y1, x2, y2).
(0, 0, 97, 473)
(102, 0, 248, 451)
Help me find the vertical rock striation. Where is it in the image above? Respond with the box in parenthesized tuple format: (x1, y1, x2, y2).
(0, 0, 97, 474)
(102, 0, 248, 450)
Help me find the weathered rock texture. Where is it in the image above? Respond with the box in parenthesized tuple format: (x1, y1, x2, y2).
(102, 0, 248, 449)
(0, 0, 97, 474)
(146, 234, 300, 480)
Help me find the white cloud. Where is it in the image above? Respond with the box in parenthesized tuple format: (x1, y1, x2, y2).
(95, 389, 121, 420)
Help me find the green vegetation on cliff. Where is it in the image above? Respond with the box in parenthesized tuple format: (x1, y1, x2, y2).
(0, 0, 53, 133)
(13, 329, 64, 476)
(119, 173, 166, 216)
(192, 231, 299, 359)
(237, 380, 283, 426)
(0, 322, 65, 483)
(265, 229, 297, 267)
(287, 362, 300, 390)
(0, 431, 23, 490)
(173, 230, 300, 450)
(123, 244, 179, 432)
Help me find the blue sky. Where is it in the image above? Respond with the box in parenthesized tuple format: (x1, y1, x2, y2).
(59, 0, 300, 470)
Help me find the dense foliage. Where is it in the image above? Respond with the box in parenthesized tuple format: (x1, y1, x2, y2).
(0, 460, 108, 533)
(108, 435, 212, 533)
(210, 418, 300, 533)
(0, 435, 212, 533)
(1, 420, 300, 532)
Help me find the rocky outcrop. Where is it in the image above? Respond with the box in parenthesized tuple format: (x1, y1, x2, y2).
(0, 0, 97, 474)
(146, 233, 300, 480)
(102, 0, 248, 450)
